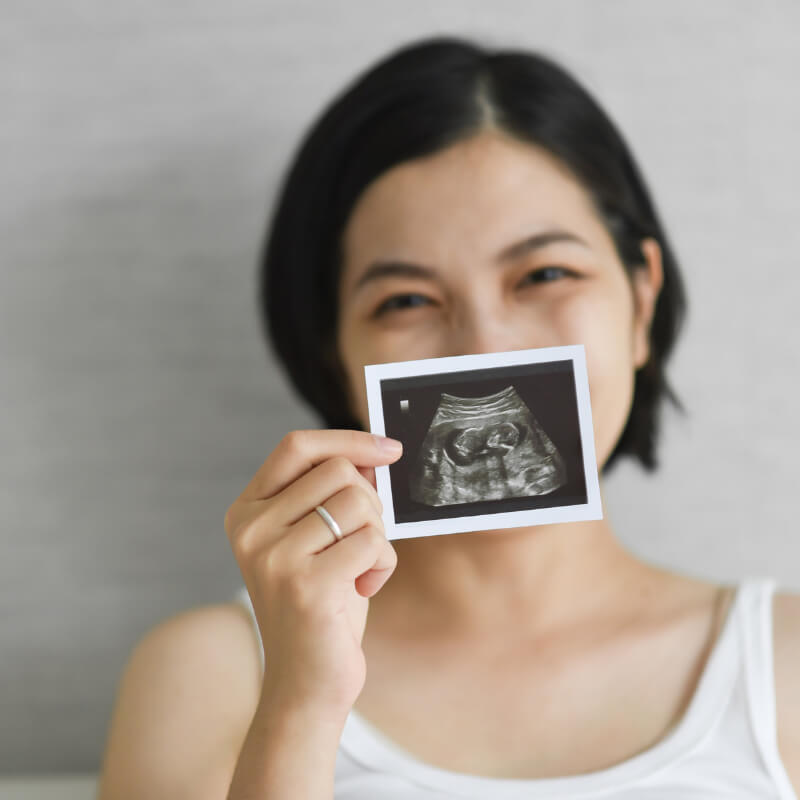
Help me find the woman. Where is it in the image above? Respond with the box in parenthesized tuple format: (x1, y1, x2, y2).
(98, 36, 800, 799)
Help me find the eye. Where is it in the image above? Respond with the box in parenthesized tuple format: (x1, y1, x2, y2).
(518, 266, 574, 286)
(374, 293, 432, 316)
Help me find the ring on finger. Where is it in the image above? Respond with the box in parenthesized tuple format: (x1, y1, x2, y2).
(315, 504, 343, 543)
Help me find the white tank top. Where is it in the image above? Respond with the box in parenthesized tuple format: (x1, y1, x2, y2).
(233, 577, 797, 799)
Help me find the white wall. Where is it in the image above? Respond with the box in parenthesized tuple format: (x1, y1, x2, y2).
(3, 0, 799, 773)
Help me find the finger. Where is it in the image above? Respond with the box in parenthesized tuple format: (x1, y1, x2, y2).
(240, 429, 402, 502)
(356, 465, 377, 490)
(354, 564, 395, 598)
(313, 524, 397, 589)
(289, 485, 385, 555)
(270, 456, 382, 528)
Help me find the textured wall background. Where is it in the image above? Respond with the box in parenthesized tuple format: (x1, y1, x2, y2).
(3, 0, 799, 775)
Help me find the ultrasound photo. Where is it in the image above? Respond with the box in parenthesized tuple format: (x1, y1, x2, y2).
(409, 385, 567, 506)
(365, 345, 603, 540)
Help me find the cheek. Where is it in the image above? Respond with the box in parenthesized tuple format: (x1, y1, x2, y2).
(351, 367, 369, 422)
(337, 324, 374, 427)
(573, 295, 637, 462)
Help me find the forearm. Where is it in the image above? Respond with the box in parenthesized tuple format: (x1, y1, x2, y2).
(227, 698, 346, 800)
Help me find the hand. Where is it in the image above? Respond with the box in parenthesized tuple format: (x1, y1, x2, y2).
(224, 429, 403, 718)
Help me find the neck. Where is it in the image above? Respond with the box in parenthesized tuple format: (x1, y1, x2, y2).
(368, 486, 664, 640)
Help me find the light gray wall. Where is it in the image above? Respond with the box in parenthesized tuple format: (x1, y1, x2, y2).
(3, 0, 799, 774)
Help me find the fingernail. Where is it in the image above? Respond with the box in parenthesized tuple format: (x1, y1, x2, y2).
(374, 435, 402, 455)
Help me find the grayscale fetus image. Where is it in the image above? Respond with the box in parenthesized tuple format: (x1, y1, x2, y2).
(409, 385, 567, 506)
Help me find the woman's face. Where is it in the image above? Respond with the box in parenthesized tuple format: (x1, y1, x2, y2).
(336, 130, 663, 468)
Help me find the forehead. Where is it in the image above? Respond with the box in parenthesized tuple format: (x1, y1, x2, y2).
(340, 130, 605, 269)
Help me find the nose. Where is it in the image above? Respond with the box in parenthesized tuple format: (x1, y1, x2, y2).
(447, 306, 530, 358)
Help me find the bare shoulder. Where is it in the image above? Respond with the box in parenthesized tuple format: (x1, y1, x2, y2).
(133, 600, 264, 706)
(773, 590, 800, 796)
(97, 602, 263, 800)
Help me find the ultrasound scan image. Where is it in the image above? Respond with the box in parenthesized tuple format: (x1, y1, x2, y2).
(408, 385, 567, 507)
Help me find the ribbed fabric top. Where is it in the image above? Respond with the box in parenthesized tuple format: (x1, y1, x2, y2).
(232, 578, 797, 799)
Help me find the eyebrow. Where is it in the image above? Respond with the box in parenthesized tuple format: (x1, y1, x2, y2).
(351, 228, 590, 294)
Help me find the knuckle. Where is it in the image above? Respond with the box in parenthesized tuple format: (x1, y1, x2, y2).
(224, 502, 248, 540)
(358, 489, 376, 517)
(345, 485, 371, 515)
(230, 520, 258, 561)
(281, 429, 309, 456)
(364, 523, 386, 549)
(343, 483, 367, 508)
(368, 503, 385, 526)
(328, 454, 356, 481)
(254, 543, 285, 580)
(229, 506, 271, 557)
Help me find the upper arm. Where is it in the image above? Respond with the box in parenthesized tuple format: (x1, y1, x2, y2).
(774, 591, 800, 797)
(97, 604, 263, 800)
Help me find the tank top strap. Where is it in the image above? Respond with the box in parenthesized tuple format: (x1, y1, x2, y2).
(738, 576, 797, 799)
(233, 584, 265, 674)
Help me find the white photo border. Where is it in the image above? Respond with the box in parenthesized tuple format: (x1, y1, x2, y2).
(364, 344, 603, 541)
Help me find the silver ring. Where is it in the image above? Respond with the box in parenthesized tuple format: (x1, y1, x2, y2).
(315, 504, 343, 542)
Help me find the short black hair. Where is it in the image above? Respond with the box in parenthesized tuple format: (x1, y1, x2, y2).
(257, 35, 687, 474)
